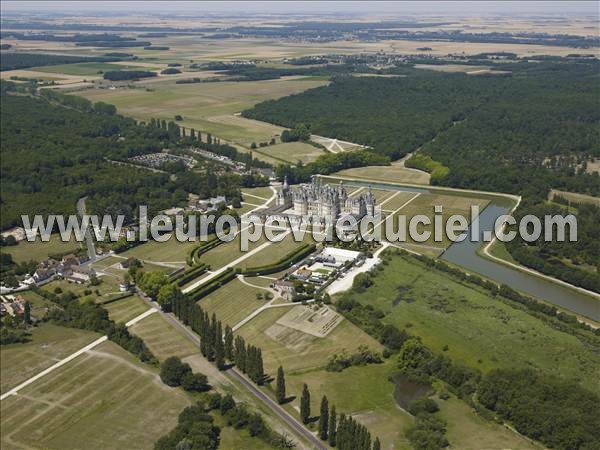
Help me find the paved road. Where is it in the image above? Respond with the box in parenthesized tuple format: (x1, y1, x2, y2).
(136, 290, 326, 450)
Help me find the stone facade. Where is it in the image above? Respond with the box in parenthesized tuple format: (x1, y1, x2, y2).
(276, 176, 376, 222)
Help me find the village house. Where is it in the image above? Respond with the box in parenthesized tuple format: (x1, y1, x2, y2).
(0, 294, 26, 317)
(66, 265, 96, 284)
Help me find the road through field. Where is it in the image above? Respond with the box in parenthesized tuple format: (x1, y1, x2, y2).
(134, 290, 326, 450)
(0, 308, 157, 401)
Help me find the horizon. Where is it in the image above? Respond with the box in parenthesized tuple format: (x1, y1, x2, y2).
(1, 1, 598, 18)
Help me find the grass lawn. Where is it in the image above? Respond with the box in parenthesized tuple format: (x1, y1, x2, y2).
(386, 192, 490, 249)
(242, 186, 273, 201)
(120, 239, 199, 263)
(199, 233, 271, 270)
(236, 306, 381, 375)
(236, 234, 306, 270)
(17, 289, 55, 319)
(0, 341, 190, 449)
(90, 255, 123, 270)
(129, 312, 198, 361)
(0, 324, 99, 394)
(257, 142, 325, 164)
(335, 163, 431, 185)
(2, 233, 80, 264)
(41, 276, 122, 303)
(102, 295, 149, 324)
(198, 278, 266, 328)
(487, 239, 519, 264)
(78, 77, 328, 147)
(338, 252, 600, 393)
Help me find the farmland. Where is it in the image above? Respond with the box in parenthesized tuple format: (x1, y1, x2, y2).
(0, 341, 190, 450)
(78, 77, 328, 148)
(129, 312, 198, 361)
(335, 162, 431, 185)
(102, 295, 149, 324)
(0, 324, 99, 395)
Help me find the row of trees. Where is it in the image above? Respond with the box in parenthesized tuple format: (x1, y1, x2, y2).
(168, 286, 266, 383)
(301, 383, 380, 450)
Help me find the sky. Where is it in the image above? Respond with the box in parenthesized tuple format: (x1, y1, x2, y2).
(1, 1, 598, 17)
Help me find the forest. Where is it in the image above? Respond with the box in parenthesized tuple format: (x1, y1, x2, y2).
(244, 61, 600, 290)
(0, 52, 129, 71)
(243, 72, 494, 160)
(0, 86, 258, 229)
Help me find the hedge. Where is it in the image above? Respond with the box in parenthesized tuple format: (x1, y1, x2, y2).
(188, 235, 223, 264)
(240, 243, 316, 276)
(170, 263, 208, 287)
(188, 268, 237, 302)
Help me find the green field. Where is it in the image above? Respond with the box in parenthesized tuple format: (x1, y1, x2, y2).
(16, 289, 56, 319)
(0, 341, 189, 449)
(242, 186, 274, 201)
(103, 295, 149, 324)
(438, 395, 540, 449)
(337, 252, 600, 393)
(237, 307, 381, 375)
(256, 141, 325, 164)
(385, 192, 490, 249)
(283, 360, 413, 450)
(119, 238, 199, 263)
(199, 233, 270, 270)
(335, 162, 431, 185)
(34, 62, 154, 76)
(3, 234, 80, 264)
(41, 276, 123, 303)
(198, 278, 266, 328)
(78, 77, 328, 148)
(129, 312, 198, 361)
(238, 234, 306, 270)
(0, 324, 99, 394)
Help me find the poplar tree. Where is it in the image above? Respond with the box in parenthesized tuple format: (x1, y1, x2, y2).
(276, 366, 286, 404)
(224, 325, 234, 360)
(300, 384, 311, 424)
(214, 320, 225, 370)
(372, 437, 381, 450)
(319, 395, 329, 440)
(329, 405, 337, 447)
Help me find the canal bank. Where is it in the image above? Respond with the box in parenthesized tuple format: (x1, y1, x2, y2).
(321, 175, 600, 321)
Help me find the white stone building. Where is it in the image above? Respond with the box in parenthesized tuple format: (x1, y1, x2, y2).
(276, 176, 377, 222)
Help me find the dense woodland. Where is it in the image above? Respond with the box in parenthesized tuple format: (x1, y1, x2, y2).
(0, 52, 130, 71)
(244, 61, 600, 290)
(0, 85, 260, 229)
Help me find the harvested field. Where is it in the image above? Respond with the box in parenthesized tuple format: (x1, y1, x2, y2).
(198, 278, 266, 328)
(129, 312, 198, 361)
(0, 341, 189, 449)
(0, 324, 99, 395)
(103, 295, 149, 324)
(335, 163, 431, 185)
